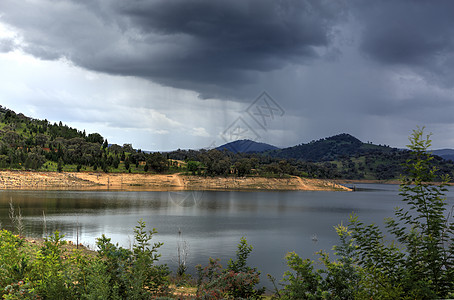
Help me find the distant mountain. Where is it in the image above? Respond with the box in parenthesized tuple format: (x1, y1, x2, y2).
(217, 139, 279, 153)
(268, 133, 394, 162)
(431, 149, 454, 162)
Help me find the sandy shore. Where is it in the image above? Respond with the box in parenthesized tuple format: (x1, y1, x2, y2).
(0, 170, 351, 191)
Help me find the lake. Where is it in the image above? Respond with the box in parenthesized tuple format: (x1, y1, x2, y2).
(1, 184, 453, 288)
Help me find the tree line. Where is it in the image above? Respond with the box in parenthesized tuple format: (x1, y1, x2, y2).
(0, 108, 169, 174)
(1, 107, 453, 181)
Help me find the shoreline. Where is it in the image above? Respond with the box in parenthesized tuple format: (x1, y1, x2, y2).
(334, 179, 454, 186)
(334, 179, 401, 185)
(0, 170, 351, 191)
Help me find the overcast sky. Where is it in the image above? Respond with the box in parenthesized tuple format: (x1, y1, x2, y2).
(1, 0, 454, 151)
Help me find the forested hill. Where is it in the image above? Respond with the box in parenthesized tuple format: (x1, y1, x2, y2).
(263, 133, 454, 180)
(0, 107, 170, 173)
(267, 133, 394, 162)
(216, 139, 279, 153)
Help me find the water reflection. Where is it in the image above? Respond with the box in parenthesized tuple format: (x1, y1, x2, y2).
(168, 191, 205, 207)
(1, 184, 453, 288)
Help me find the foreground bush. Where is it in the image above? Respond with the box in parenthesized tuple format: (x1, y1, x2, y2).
(275, 127, 454, 299)
(0, 230, 37, 299)
(0, 220, 171, 299)
(95, 219, 170, 299)
(196, 237, 265, 299)
(0, 222, 264, 299)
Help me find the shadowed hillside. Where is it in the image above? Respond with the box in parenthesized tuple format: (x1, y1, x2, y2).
(216, 139, 279, 153)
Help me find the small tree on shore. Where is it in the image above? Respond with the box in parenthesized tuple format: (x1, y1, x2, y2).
(277, 127, 454, 299)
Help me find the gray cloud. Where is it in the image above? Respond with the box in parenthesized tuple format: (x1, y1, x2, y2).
(2, 1, 454, 97)
(354, 0, 454, 86)
(1, 0, 454, 150)
(0, 0, 345, 99)
(0, 38, 15, 53)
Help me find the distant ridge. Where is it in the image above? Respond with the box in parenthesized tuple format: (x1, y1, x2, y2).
(216, 139, 279, 153)
(431, 149, 454, 162)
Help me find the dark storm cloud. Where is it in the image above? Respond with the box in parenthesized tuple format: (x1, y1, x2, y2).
(118, 0, 332, 65)
(0, 38, 15, 53)
(355, 0, 454, 85)
(0, 0, 345, 99)
(1, 0, 453, 94)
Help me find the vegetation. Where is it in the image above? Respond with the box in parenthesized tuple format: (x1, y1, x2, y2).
(0, 128, 453, 299)
(216, 139, 279, 153)
(0, 106, 321, 179)
(0, 223, 171, 299)
(1, 106, 452, 180)
(0, 107, 172, 174)
(266, 132, 454, 180)
(271, 127, 454, 299)
(0, 221, 266, 299)
(196, 237, 265, 299)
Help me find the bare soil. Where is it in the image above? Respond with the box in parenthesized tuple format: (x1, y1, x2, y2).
(0, 170, 351, 191)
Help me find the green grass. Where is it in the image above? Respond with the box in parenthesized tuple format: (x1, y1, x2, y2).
(41, 161, 58, 171)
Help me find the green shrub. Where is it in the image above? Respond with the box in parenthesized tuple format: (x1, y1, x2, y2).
(68, 249, 111, 300)
(0, 230, 31, 298)
(96, 234, 134, 298)
(31, 231, 73, 299)
(130, 219, 170, 298)
(276, 127, 454, 299)
(196, 237, 265, 299)
(95, 219, 170, 299)
(0, 220, 170, 299)
(3, 280, 38, 300)
(349, 127, 454, 298)
(277, 225, 361, 299)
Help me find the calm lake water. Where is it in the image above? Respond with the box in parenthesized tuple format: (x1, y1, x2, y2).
(1, 184, 454, 288)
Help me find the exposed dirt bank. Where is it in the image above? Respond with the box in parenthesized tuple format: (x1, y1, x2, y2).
(0, 170, 351, 191)
(176, 175, 350, 191)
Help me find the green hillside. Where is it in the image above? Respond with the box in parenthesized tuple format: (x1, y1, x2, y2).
(268, 133, 454, 180)
(0, 107, 172, 173)
(268, 133, 388, 161)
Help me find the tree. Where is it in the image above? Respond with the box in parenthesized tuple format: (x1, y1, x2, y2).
(112, 156, 120, 169)
(124, 157, 130, 171)
(109, 144, 122, 155)
(187, 161, 199, 175)
(87, 133, 104, 144)
(348, 128, 454, 298)
(123, 144, 134, 153)
(24, 152, 46, 170)
(277, 127, 454, 299)
(35, 133, 48, 147)
(147, 153, 169, 173)
(57, 158, 63, 172)
(234, 158, 252, 177)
